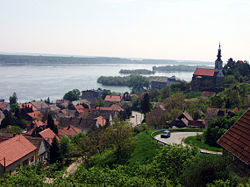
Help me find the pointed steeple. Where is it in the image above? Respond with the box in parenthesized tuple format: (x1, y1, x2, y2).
(217, 42, 222, 61)
(214, 42, 224, 77)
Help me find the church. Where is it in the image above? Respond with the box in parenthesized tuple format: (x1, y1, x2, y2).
(192, 44, 224, 91)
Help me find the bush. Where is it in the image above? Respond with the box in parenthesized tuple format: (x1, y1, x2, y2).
(181, 155, 230, 187)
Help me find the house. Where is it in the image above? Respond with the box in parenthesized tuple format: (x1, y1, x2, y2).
(58, 125, 85, 138)
(104, 95, 122, 104)
(39, 128, 59, 146)
(204, 108, 236, 127)
(146, 103, 168, 128)
(57, 109, 76, 118)
(59, 117, 100, 133)
(0, 135, 37, 176)
(81, 90, 103, 108)
(18, 103, 38, 112)
(23, 136, 49, 164)
(75, 105, 92, 117)
(0, 101, 9, 111)
(172, 111, 193, 128)
(151, 76, 178, 90)
(56, 99, 69, 109)
(96, 104, 124, 112)
(192, 44, 224, 91)
(31, 101, 49, 113)
(217, 109, 250, 176)
(188, 120, 205, 128)
(26, 111, 43, 121)
(88, 110, 117, 125)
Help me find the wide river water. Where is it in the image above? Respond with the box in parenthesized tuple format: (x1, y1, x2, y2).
(0, 63, 211, 102)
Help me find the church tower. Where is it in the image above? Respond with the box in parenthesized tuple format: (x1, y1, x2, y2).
(215, 43, 224, 77)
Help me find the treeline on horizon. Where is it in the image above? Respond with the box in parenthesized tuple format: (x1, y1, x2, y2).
(0, 54, 211, 65)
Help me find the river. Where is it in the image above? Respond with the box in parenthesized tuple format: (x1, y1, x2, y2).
(0, 63, 210, 102)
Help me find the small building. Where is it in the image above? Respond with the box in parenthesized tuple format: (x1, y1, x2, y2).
(0, 101, 10, 111)
(96, 104, 124, 112)
(171, 111, 194, 128)
(204, 108, 235, 127)
(81, 90, 103, 107)
(39, 128, 60, 146)
(31, 101, 49, 113)
(217, 109, 250, 176)
(151, 76, 178, 90)
(0, 135, 37, 176)
(58, 125, 85, 138)
(24, 136, 49, 164)
(104, 95, 122, 104)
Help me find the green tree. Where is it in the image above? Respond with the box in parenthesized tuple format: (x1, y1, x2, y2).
(152, 144, 199, 184)
(59, 136, 71, 163)
(49, 137, 61, 164)
(103, 119, 134, 162)
(141, 92, 151, 114)
(181, 155, 230, 187)
(9, 92, 17, 104)
(63, 89, 80, 101)
(47, 114, 58, 134)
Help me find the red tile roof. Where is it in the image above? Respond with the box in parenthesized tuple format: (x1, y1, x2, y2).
(0, 102, 9, 110)
(58, 125, 84, 137)
(27, 111, 43, 120)
(75, 105, 91, 116)
(104, 95, 122, 102)
(95, 116, 106, 127)
(39, 128, 59, 145)
(193, 68, 215, 77)
(96, 104, 124, 112)
(217, 109, 250, 165)
(0, 135, 36, 167)
(33, 120, 46, 127)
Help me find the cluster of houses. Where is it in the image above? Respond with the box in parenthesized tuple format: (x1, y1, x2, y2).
(0, 89, 135, 176)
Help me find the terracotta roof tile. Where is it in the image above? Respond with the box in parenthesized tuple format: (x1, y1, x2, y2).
(217, 109, 250, 165)
(58, 125, 84, 137)
(0, 102, 9, 110)
(193, 68, 215, 77)
(0, 135, 36, 167)
(39, 128, 59, 145)
(104, 95, 122, 102)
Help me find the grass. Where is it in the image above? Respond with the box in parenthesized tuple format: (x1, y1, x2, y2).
(128, 128, 163, 165)
(184, 135, 222, 152)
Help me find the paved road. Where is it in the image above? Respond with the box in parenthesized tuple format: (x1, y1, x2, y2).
(154, 132, 222, 155)
(130, 111, 144, 127)
(155, 132, 201, 145)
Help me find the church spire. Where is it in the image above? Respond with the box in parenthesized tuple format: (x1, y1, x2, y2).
(217, 42, 222, 61)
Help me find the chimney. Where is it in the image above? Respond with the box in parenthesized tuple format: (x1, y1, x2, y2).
(67, 125, 70, 130)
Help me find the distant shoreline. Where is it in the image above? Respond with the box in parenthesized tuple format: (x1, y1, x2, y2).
(0, 54, 213, 66)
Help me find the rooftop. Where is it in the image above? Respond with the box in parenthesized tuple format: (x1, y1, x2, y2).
(217, 109, 250, 165)
(39, 128, 59, 145)
(0, 135, 36, 167)
(193, 68, 215, 77)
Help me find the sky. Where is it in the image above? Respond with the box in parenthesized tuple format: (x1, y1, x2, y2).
(0, 0, 249, 62)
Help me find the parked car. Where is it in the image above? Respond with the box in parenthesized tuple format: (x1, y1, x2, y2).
(161, 130, 171, 138)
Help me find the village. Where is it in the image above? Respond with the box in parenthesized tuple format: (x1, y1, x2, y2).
(0, 45, 249, 186)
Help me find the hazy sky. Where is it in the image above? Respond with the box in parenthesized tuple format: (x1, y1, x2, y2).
(0, 0, 249, 62)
